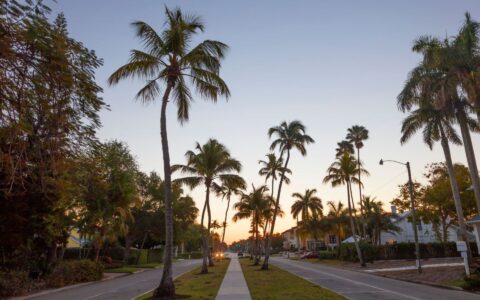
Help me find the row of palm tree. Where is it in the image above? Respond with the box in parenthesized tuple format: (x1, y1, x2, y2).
(398, 13, 480, 264)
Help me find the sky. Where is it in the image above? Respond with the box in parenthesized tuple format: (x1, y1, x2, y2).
(52, 1, 480, 244)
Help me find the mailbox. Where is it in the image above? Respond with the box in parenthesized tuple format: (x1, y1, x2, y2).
(456, 241, 467, 252)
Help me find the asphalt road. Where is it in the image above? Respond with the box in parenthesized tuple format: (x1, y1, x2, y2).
(270, 257, 480, 300)
(28, 259, 201, 300)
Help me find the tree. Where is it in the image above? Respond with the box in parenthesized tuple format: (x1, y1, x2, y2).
(0, 1, 105, 271)
(233, 185, 271, 265)
(108, 7, 230, 297)
(400, 100, 472, 251)
(262, 121, 314, 270)
(213, 179, 246, 251)
(326, 201, 348, 254)
(323, 154, 368, 267)
(398, 13, 480, 211)
(77, 141, 140, 262)
(172, 139, 244, 273)
(362, 197, 401, 245)
(335, 140, 354, 157)
(347, 125, 369, 237)
(291, 189, 323, 221)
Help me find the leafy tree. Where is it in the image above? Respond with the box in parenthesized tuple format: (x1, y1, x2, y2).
(263, 120, 314, 270)
(172, 139, 244, 273)
(323, 154, 368, 267)
(108, 7, 230, 296)
(76, 141, 140, 262)
(0, 1, 105, 271)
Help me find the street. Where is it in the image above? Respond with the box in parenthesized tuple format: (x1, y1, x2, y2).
(26, 259, 201, 300)
(270, 257, 480, 300)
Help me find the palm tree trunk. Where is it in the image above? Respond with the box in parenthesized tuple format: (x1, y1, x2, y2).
(254, 216, 260, 265)
(357, 148, 367, 239)
(262, 176, 275, 253)
(262, 150, 290, 270)
(154, 82, 175, 297)
(439, 127, 471, 263)
(221, 195, 231, 251)
(206, 185, 214, 267)
(347, 181, 365, 267)
(348, 183, 362, 240)
(200, 193, 208, 274)
(456, 104, 480, 210)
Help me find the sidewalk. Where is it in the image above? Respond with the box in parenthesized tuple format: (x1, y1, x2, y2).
(216, 254, 251, 300)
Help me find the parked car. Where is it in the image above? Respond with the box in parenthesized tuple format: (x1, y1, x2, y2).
(237, 251, 244, 257)
(301, 251, 319, 259)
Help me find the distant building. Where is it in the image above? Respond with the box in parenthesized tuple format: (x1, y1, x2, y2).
(281, 226, 338, 251)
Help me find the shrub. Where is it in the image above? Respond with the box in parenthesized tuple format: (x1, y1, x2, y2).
(147, 249, 163, 263)
(318, 251, 336, 260)
(177, 252, 203, 259)
(0, 270, 30, 298)
(45, 260, 103, 288)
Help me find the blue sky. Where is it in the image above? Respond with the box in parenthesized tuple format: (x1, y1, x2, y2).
(53, 1, 480, 243)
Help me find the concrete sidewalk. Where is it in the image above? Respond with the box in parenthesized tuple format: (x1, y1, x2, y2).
(216, 254, 251, 300)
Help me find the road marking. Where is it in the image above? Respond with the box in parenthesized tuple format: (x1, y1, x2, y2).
(272, 258, 422, 300)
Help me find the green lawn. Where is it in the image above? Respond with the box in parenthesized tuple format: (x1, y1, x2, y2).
(136, 258, 230, 300)
(240, 258, 345, 300)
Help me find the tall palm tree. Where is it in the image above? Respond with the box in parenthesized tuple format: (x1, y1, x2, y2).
(335, 140, 354, 157)
(291, 189, 323, 221)
(362, 197, 401, 245)
(347, 125, 369, 238)
(398, 17, 480, 210)
(260, 198, 284, 254)
(233, 185, 271, 265)
(327, 201, 348, 254)
(262, 120, 314, 270)
(213, 180, 246, 250)
(108, 7, 230, 296)
(258, 153, 291, 237)
(172, 139, 244, 273)
(400, 100, 472, 259)
(323, 154, 368, 267)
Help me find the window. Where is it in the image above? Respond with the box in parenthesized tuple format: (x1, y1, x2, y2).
(328, 235, 337, 244)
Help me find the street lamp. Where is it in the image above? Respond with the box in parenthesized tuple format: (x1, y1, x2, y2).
(379, 159, 422, 273)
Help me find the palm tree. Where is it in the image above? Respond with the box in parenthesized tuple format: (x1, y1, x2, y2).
(400, 100, 472, 259)
(260, 198, 284, 254)
(362, 197, 401, 245)
(398, 17, 480, 210)
(233, 185, 271, 265)
(291, 189, 323, 221)
(347, 125, 369, 237)
(108, 7, 230, 296)
(213, 180, 246, 251)
(172, 139, 244, 274)
(258, 153, 291, 238)
(326, 201, 348, 254)
(262, 120, 314, 270)
(323, 154, 368, 267)
(335, 140, 354, 157)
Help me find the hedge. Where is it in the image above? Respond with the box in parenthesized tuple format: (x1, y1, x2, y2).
(177, 252, 203, 259)
(338, 241, 478, 262)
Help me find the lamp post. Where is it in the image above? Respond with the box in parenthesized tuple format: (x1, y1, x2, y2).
(379, 159, 422, 273)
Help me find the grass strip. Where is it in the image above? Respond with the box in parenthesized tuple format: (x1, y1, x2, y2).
(239, 258, 345, 300)
(136, 258, 230, 299)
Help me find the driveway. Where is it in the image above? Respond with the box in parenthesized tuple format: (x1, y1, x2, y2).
(270, 257, 479, 300)
(25, 259, 201, 300)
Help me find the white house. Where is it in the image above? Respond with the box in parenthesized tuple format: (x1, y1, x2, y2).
(379, 207, 475, 244)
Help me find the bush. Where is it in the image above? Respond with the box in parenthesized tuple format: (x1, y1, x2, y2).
(0, 270, 30, 298)
(177, 252, 203, 259)
(45, 260, 103, 288)
(147, 249, 163, 263)
(318, 251, 336, 260)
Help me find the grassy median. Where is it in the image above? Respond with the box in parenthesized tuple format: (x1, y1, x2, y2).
(239, 258, 344, 300)
(136, 258, 230, 299)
